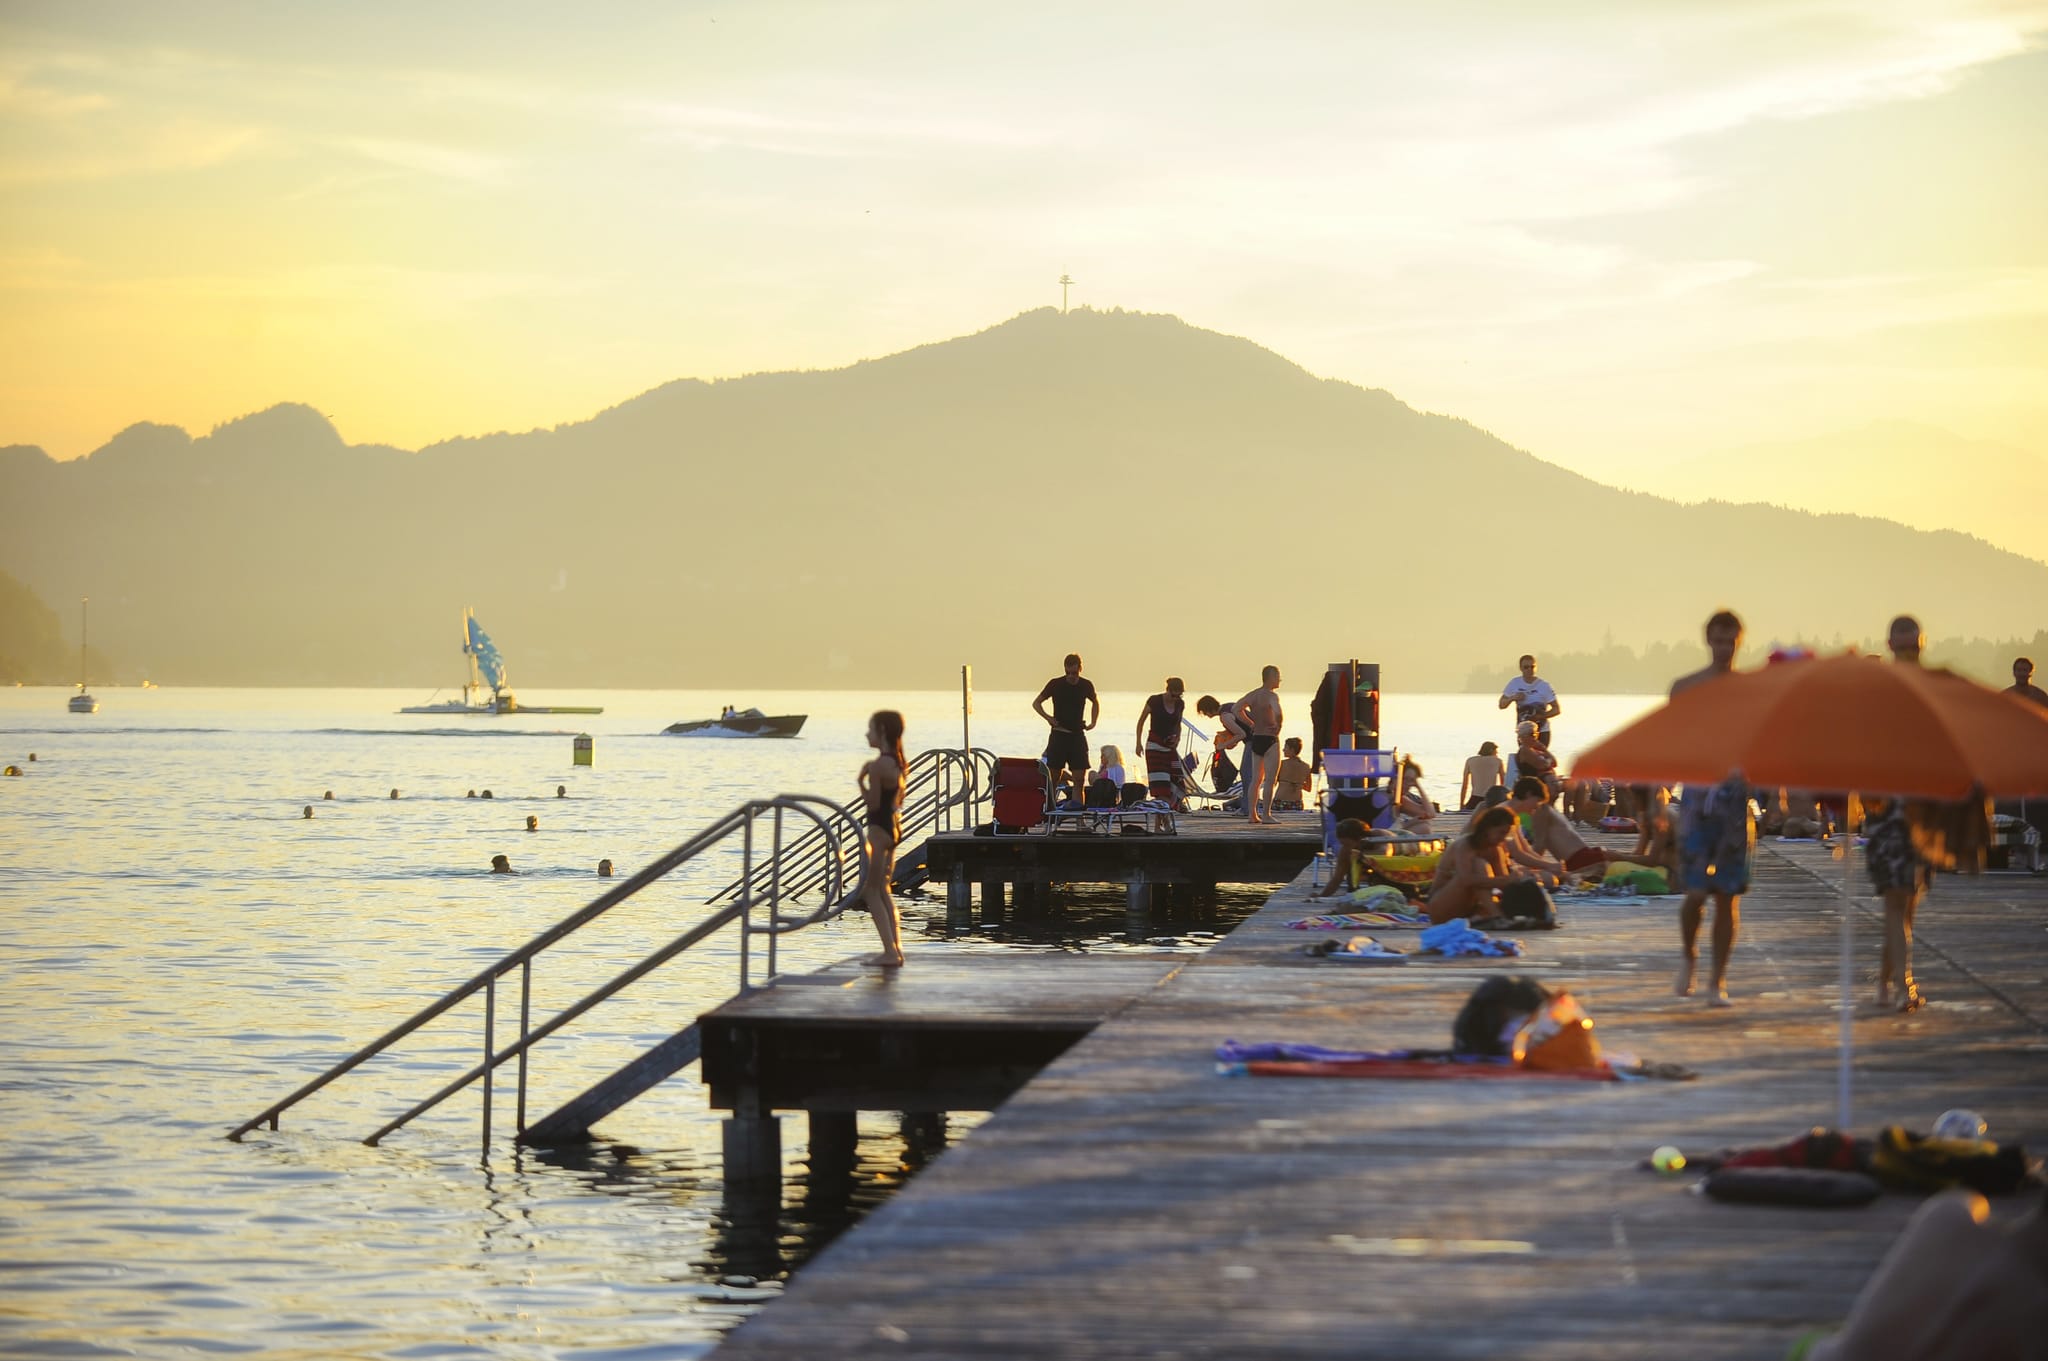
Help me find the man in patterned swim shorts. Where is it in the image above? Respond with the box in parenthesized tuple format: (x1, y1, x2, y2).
(1669, 610, 1751, 1007)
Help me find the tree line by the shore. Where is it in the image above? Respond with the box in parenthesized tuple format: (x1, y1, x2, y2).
(1460, 630, 2048, 696)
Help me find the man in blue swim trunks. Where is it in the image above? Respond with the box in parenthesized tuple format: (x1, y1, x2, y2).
(1032, 653, 1099, 804)
(1669, 609, 1751, 1007)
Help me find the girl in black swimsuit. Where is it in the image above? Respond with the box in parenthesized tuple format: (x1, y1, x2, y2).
(858, 710, 908, 968)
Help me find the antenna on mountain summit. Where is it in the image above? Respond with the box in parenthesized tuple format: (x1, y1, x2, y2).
(1059, 274, 1075, 313)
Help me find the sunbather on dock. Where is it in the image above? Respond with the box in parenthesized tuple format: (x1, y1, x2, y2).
(1422, 807, 1515, 924)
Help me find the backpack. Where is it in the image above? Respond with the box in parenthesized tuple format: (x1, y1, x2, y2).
(1499, 879, 1558, 929)
(1451, 975, 1553, 1057)
(1086, 777, 1120, 808)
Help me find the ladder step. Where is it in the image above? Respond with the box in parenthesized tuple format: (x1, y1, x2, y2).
(518, 1023, 702, 1146)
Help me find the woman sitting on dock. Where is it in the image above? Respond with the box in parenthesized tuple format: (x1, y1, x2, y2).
(858, 710, 909, 969)
(1423, 807, 1515, 924)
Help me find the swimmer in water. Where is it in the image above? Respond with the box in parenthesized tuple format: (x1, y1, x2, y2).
(556, 785, 567, 798)
(390, 788, 400, 799)
(525, 815, 538, 832)
(481, 790, 494, 800)
(323, 790, 334, 800)
(302, 805, 313, 819)
(491, 854, 515, 874)
(466, 789, 477, 798)
(597, 859, 614, 877)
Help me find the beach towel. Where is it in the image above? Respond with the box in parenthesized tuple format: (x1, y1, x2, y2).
(1283, 908, 1430, 931)
(1303, 936, 1409, 963)
(1214, 1039, 1693, 1082)
(1417, 919, 1523, 958)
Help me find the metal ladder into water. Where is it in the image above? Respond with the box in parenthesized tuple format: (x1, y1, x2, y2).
(226, 748, 996, 1156)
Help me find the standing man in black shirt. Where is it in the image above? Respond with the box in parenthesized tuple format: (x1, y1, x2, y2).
(1032, 653, 1100, 804)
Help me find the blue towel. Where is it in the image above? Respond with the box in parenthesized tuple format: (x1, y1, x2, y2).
(1418, 919, 1523, 958)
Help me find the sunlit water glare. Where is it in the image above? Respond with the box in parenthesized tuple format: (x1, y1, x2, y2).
(0, 686, 1658, 1358)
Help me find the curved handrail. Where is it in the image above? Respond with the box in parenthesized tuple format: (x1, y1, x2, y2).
(227, 793, 866, 1146)
(710, 748, 995, 908)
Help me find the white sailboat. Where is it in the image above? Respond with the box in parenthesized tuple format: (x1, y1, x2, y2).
(68, 596, 98, 714)
(398, 609, 603, 716)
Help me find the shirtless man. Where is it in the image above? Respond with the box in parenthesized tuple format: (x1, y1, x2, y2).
(1669, 609, 1750, 1007)
(1506, 776, 1612, 878)
(1236, 666, 1285, 824)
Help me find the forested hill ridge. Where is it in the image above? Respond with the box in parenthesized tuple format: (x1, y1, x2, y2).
(5, 307, 2046, 690)
(0, 569, 116, 686)
(1461, 630, 2048, 696)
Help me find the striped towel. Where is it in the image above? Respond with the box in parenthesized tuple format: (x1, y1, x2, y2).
(1283, 911, 1432, 930)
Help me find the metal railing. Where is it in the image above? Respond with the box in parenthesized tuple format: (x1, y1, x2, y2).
(227, 792, 862, 1154)
(226, 749, 995, 1155)
(711, 747, 996, 907)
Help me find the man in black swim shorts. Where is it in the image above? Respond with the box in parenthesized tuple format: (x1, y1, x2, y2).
(1032, 653, 1099, 805)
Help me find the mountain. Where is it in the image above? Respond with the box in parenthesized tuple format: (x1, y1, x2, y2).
(3, 309, 2046, 691)
(1628, 421, 2048, 566)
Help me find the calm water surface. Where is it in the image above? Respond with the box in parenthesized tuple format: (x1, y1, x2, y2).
(0, 686, 1657, 1358)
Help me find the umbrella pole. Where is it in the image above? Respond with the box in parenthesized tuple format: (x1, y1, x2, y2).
(1837, 796, 1856, 1131)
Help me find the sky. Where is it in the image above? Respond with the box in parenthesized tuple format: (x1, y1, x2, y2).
(2, 0, 2044, 505)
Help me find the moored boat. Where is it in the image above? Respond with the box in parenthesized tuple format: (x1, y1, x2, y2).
(67, 597, 98, 714)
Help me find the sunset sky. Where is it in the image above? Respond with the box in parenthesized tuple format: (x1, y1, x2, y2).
(3, 1, 2043, 501)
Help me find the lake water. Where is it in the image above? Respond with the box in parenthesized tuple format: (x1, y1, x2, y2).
(0, 686, 1659, 1358)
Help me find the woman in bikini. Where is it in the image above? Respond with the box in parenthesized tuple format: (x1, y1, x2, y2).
(857, 709, 908, 968)
(1422, 806, 1515, 924)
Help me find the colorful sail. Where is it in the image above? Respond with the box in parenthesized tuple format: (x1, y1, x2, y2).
(465, 615, 507, 693)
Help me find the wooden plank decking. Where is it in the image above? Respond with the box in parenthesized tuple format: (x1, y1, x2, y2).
(711, 838, 2048, 1360)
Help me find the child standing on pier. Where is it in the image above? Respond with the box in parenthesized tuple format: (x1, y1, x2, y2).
(858, 710, 908, 969)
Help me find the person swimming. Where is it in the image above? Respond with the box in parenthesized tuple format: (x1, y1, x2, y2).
(466, 789, 477, 798)
(491, 854, 515, 874)
(597, 859, 614, 877)
(390, 788, 400, 799)
(481, 790, 494, 799)
(556, 785, 567, 798)
(302, 806, 313, 819)
(526, 815, 538, 832)
(323, 790, 334, 800)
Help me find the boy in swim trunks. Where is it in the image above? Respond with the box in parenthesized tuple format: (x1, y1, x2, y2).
(1668, 609, 1751, 1007)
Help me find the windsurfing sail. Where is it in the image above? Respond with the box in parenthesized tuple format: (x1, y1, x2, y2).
(465, 613, 508, 694)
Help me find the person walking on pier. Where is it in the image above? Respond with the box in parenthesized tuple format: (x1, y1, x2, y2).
(1136, 677, 1191, 808)
(858, 709, 908, 969)
(1670, 609, 1751, 1007)
(1033, 653, 1099, 802)
(1237, 666, 1285, 825)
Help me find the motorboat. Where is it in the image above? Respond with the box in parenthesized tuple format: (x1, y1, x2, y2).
(398, 609, 603, 715)
(662, 707, 806, 738)
(67, 597, 98, 714)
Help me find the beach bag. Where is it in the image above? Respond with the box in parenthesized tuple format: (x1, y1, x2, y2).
(1511, 992, 1600, 1071)
(1499, 879, 1557, 928)
(1210, 751, 1238, 793)
(1120, 782, 1149, 808)
(1451, 975, 1552, 1057)
(1603, 864, 1670, 894)
(1868, 1127, 2031, 1195)
(1086, 777, 1119, 808)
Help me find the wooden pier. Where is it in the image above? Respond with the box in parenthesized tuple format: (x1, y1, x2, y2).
(709, 837, 2048, 1360)
(701, 954, 1186, 1184)
(923, 810, 1325, 930)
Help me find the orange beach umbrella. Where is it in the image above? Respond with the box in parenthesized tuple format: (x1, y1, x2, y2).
(1568, 651, 2048, 1131)
(1572, 652, 2048, 799)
